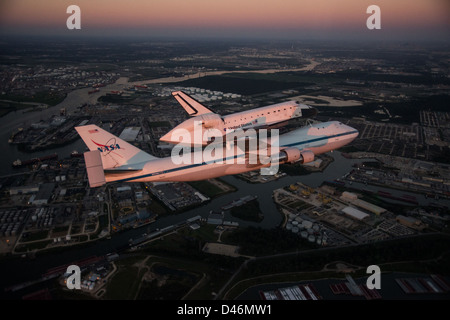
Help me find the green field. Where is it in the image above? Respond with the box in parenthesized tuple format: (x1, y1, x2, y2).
(1, 91, 66, 107)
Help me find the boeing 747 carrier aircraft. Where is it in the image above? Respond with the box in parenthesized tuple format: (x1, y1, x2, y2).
(75, 121, 358, 187)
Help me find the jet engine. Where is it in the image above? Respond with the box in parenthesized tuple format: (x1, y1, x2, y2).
(278, 148, 315, 164)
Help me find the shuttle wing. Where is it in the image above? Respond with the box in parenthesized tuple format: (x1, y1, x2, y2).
(172, 91, 214, 116)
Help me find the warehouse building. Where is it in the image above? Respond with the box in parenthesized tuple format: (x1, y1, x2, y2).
(342, 206, 369, 221)
(119, 127, 141, 142)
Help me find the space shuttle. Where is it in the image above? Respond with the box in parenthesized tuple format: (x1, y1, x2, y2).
(160, 91, 318, 146)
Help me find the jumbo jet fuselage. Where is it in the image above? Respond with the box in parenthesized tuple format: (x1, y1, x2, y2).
(95, 121, 358, 185)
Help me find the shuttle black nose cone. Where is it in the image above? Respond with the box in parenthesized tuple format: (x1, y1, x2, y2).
(302, 107, 318, 118)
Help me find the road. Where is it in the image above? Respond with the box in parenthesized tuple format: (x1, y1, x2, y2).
(215, 232, 445, 300)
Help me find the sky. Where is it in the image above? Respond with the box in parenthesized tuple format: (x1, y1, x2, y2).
(0, 0, 449, 41)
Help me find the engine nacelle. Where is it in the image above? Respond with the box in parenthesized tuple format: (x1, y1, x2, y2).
(299, 150, 315, 164)
(278, 148, 315, 164)
(198, 113, 223, 129)
(279, 147, 301, 163)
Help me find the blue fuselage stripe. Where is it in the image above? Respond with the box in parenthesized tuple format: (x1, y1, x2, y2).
(112, 130, 357, 182)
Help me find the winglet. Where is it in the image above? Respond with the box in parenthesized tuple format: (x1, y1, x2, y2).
(172, 91, 213, 116)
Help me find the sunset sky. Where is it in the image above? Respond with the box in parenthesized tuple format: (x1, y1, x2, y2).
(0, 0, 449, 41)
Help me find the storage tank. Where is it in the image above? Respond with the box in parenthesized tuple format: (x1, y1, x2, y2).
(295, 216, 303, 223)
(313, 224, 320, 232)
(302, 220, 313, 229)
(301, 231, 308, 239)
(292, 220, 299, 226)
(308, 235, 315, 243)
(316, 236, 322, 245)
(286, 223, 293, 230)
(292, 227, 299, 234)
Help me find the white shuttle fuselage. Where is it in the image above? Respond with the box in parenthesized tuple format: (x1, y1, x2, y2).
(160, 91, 317, 145)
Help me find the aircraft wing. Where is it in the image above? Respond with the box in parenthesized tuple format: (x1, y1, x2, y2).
(172, 91, 214, 116)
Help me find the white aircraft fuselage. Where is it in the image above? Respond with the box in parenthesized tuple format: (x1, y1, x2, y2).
(75, 121, 358, 187)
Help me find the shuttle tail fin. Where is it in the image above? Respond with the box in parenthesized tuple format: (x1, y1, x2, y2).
(75, 124, 157, 170)
(172, 91, 214, 116)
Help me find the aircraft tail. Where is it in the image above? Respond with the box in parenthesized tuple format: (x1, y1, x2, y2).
(172, 91, 213, 116)
(75, 124, 157, 171)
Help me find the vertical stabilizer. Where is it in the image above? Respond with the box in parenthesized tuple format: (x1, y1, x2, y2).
(172, 91, 214, 116)
(75, 124, 157, 169)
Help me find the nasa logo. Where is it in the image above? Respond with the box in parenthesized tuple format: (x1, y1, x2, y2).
(97, 144, 120, 153)
(91, 139, 121, 154)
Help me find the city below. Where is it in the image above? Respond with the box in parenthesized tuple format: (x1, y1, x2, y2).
(0, 38, 449, 300)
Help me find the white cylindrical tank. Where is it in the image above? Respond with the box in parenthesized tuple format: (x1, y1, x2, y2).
(308, 235, 315, 243)
(302, 220, 313, 229)
(292, 227, 299, 233)
(301, 231, 308, 239)
(286, 223, 293, 230)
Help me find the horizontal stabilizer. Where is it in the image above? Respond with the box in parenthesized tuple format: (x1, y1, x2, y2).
(84, 150, 106, 188)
